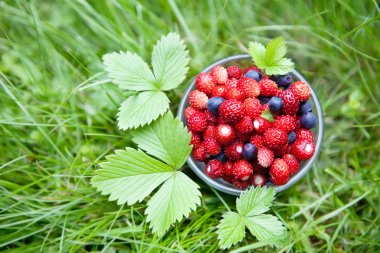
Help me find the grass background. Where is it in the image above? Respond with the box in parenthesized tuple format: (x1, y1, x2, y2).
(0, 0, 379, 252)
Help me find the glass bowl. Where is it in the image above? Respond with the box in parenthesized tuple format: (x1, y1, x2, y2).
(178, 54, 324, 196)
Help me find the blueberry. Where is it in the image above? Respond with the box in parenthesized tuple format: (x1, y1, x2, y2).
(215, 152, 227, 163)
(299, 101, 312, 115)
(288, 131, 296, 144)
(301, 112, 316, 129)
(243, 70, 262, 82)
(268, 96, 284, 112)
(207, 96, 225, 116)
(258, 97, 271, 105)
(242, 143, 257, 161)
(276, 74, 293, 87)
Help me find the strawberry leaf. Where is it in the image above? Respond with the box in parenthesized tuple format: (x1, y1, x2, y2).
(260, 110, 274, 122)
(248, 41, 266, 70)
(244, 214, 285, 246)
(265, 37, 287, 66)
(265, 58, 295, 75)
(236, 187, 275, 217)
(217, 212, 246, 249)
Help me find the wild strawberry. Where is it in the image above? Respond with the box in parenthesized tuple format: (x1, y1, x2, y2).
(225, 141, 243, 161)
(189, 90, 208, 110)
(269, 158, 290, 185)
(227, 65, 242, 78)
(224, 161, 234, 176)
(243, 98, 262, 119)
(257, 147, 274, 168)
(252, 162, 267, 174)
(195, 72, 215, 95)
(273, 115, 296, 133)
(251, 173, 267, 187)
(290, 81, 311, 101)
(290, 139, 315, 160)
(222, 175, 235, 184)
(282, 154, 300, 175)
(233, 179, 250, 189)
(215, 124, 235, 145)
(237, 78, 260, 98)
(190, 132, 202, 148)
(295, 116, 302, 129)
(259, 79, 278, 96)
(226, 78, 238, 89)
(211, 85, 226, 98)
(274, 143, 289, 157)
(253, 117, 272, 134)
(187, 111, 207, 133)
(295, 129, 314, 142)
(261, 104, 270, 112)
(243, 65, 261, 75)
(204, 137, 221, 155)
(250, 134, 263, 149)
(219, 99, 244, 123)
(263, 128, 288, 149)
(206, 159, 224, 178)
(236, 132, 251, 142)
(234, 116, 254, 134)
(192, 144, 207, 161)
(279, 89, 299, 115)
(262, 75, 270, 80)
(185, 107, 199, 120)
(203, 125, 217, 139)
(233, 160, 253, 181)
(225, 87, 246, 101)
(204, 110, 217, 125)
(210, 66, 228, 85)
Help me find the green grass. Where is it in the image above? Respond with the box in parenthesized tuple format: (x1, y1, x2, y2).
(0, 0, 379, 252)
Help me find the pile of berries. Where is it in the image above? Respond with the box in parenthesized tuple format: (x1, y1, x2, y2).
(185, 65, 317, 189)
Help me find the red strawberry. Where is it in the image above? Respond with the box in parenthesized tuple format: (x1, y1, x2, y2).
(189, 90, 208, 110)
(250, 134, 263, 149)
(282, 154, 300, 175)
(295, 116, 301, 129)
(295, 129, 314, 142)
(226, 78, 238, 89)
(257, 147, 274, 168)
(187, 111, 207, 133)
(253, 117, 272, 134)
(195, 72, 215, 95)
(237, 78, 260, 98)
(203, 125, 217, 139)
(261, 104, 270, 112)
(211, 85, 226, 98)
(236, 132, 251, 142)
(273, 115, 296, 133)
(233, 160, 253, 181)
(190, 132, 202, 148)
(251, 173, 267, 187)
(262, 75, 270, 80)
(210, 66, 228, 85)
(225, 141, 244, 161)
(290, 139, 315, 160)
(234, 116, 254, 134)
(290, 81, 311, 101)
(243, 98, 262, 119)
(259, 79, 278, 96)
(243, 65, 261, 75)
(227, 65, 242, 78)
(192, 144, 207, 161)
(219, 99, 244, 123)
(269, 158, 290, 185)
(225, 87, 246, 101)
(252, 162, 268, 174)
(224, 161, 234, 176)
(215, 124, 235, 145)
(206, 159, 224, 178)
(204, 137, 221, 155)
(274, 143, 289, 157)
(279, 89, 299, 115)
(222, 175, 235, 184)
(185, 107, 200, 120)
(233, 179, 250, 189)
(263, 128, 288, 150)
(204, 110, 217, 125)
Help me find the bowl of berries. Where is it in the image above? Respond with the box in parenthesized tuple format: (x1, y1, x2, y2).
(178, 38, 323, 195)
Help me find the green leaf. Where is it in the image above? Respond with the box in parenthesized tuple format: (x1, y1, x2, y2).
(260, 110, 274, 123)
(103, 51, 157, 91)
(217, 212, 246, 249)
(265, 58, 295, 75)
(151, 33, 190, 90)
(236, 187, 276, 217)
(244, 214, 285, 244)
(248, 41, 266, 70)
(117, 91, 169, 130)
(91, 148, 173, 205)
(265, 37, 287, 66)
(132, 112, 192, 169)
(145, 171, 201, 236)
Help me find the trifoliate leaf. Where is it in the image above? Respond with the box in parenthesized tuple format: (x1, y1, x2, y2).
(145, 171, 201, 236)
(217, 212, 246, 249)
(248, 41, 266, 70)
(132, 112, 192, 169)
(103, 51, 157, 91)
(117, 91, 169, 130)
(265, 58, 295, 75)
(265, 37, 287, 66)
(236, 187, 275, 217)
(152, 33, 189, 90)
(260, 110, 274, 123)
(91, 148, 173, 205)
(244, 214, 285, 244)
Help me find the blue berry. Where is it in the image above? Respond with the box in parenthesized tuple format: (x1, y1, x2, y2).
(268, 96, 284, 112)
(299, 101, 312, 115)
(207, 96, 225, 116)
(215, 152, 227, 163)
(243, 70, 262, 82)
(288, 131, 296, 144)
(301, 112, 316, 129)
(276, 74, 293, 87)
(242, 143, 257, 161)
(259, 97, 271, 105)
